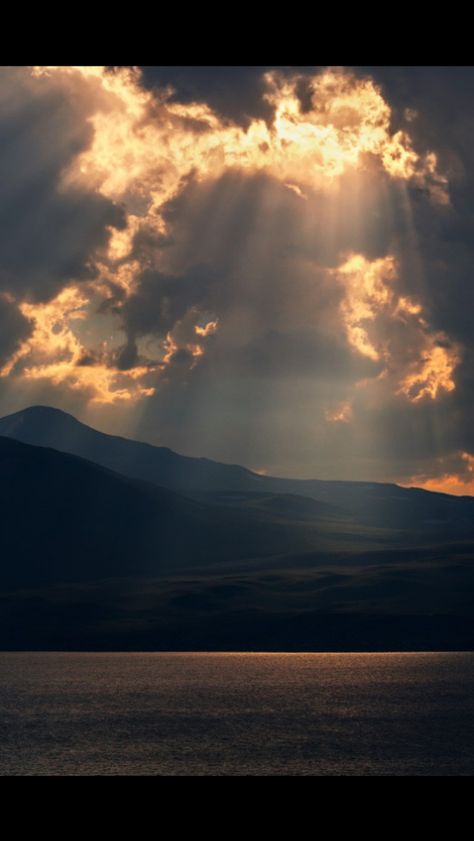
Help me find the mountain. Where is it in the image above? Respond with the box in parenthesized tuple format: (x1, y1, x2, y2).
(1, 405, 474, 533)
(0, 404, 264, 494)
(1, 415, 474, 650)
(0, 435, 334, 590)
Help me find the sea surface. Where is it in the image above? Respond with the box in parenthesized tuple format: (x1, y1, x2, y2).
(1, 652, 474, 776)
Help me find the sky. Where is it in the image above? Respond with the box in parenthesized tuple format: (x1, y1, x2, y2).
(1, 64, 474, 493)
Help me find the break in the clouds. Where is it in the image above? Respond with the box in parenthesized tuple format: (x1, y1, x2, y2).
(2, 64, 474, 492)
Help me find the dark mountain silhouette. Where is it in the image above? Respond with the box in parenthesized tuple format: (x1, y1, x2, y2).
(1, 405, 474, 533)
(0, 404, 263, 494)
(0, 435, 335, 590)
(1, 406, 474, 651)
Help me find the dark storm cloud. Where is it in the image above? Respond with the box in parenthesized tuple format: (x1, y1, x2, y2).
(0, 296, 32, 367)
(138, 67, 276, 126)
(405, 202, 474, 345)
(120, 264, 216, 340)
(0, 68, 124, 302)
(115, 338, 139, 371)
(360, 67, 474, 167)
(360, 65, 474, 321)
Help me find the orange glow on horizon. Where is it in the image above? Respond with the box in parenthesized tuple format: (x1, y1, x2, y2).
(401, 452, 474, 497)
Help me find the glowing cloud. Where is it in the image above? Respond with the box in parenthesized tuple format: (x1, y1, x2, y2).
(0, 65, 452, 408)
(1, 286, 157, 404)
(195, 320, 219, 337)
(336, 254, 397, 361)
(397, 342, 459, 402)
(333, 253, 460, 402)
(36, 65, 448, 213)
(264, 70, 423, 183)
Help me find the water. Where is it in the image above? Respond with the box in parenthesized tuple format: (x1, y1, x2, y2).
(1, 652, 473, 775)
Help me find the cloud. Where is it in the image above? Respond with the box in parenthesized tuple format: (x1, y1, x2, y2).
(0, 294, 32, 367)
(1, 286, 157, 404)
(401, 451, 474, 497)
(0, 67, 124, 303)
(138, 65, 277, 127)
(2, 65, 473, 488)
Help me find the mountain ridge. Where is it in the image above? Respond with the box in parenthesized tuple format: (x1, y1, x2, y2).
(1, 408, 474, 651)
(1, 405, 473, 533)
(0, 433, 335, 590)
(0, 403, 463, 495)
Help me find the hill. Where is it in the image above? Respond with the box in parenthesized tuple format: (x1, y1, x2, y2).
(2, 405, 474, 534)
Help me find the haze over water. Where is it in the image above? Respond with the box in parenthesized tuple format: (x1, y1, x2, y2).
(1, 652, 474, 776)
